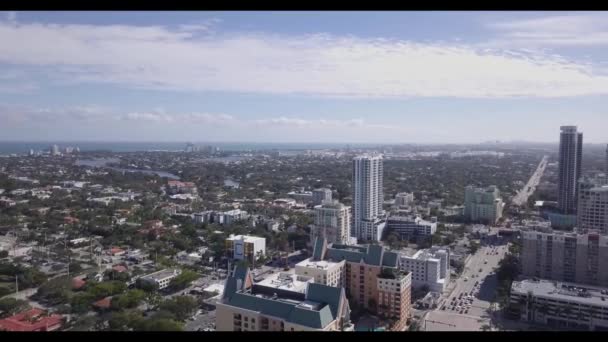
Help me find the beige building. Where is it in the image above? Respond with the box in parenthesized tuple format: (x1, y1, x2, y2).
(310, 201, 351, 245)
(521, 229, 608, 287)
(464, 185, 504, 224)
(295, 258, 345, 288)
(225, 235, 266, 264)
(216, 264, 354, 332)
(578, 178, 608, 233)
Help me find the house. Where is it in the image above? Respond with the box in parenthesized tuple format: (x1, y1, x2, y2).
(108, 247, 126, 256)
(0, 309, 63, 332)
(72, 277, 86, 290)
(93, 297, 112, 310)
(112, 265, 128, 273)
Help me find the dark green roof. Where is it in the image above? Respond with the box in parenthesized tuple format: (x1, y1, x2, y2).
(327, 244, 398, 268)
(312, 237, 325, 261)
(365, 244, 383, 266)
(307, 283, 342, 317)
(381, 251, 399, 267)
(327, 248, 365, 263)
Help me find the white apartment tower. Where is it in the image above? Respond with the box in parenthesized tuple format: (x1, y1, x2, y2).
(352, 154, 385, 241)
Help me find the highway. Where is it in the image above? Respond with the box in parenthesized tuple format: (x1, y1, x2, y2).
(512, 155, 548, 207)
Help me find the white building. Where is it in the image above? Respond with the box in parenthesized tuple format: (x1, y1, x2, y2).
(295, 258, 345, 288)
(287, 190, 313, 204)
(578, 178, 608, 233)
(509, 278, 608, 330)
(386, 216, 436, 240)
(352, 154, 384, 241)
(464, 185, 504, 224)
(226, 235, 266, 263)
(398, 247, 450, 293)
(139, 268, 182, 290)
(256, 272, 314, 294)
(312, 188, 333, 206)
(395, 192, 414, 207)
(310, 201, 351, 245)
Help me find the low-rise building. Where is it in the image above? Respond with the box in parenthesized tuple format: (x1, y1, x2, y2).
(386, 216, 436, 240)
(312, 188, 333, 206)
(509, 278, 608, 330)
(225, 235, 266, 264)
(0, 309, 63, 332)
(139, 268, 182, 290)
(394, 192, 414, 207)
(295, 240, 345, 287)
(288, 190, 314, 204)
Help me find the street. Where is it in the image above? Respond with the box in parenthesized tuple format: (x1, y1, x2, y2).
(512, 155, 548, 206)
(424, 242, 509, 331)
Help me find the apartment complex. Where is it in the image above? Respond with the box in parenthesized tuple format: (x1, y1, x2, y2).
(312, 188, 333, 206)
(352, 154, 385, 241)
(521, 229, 608, 287)
(310, 200, 352, 245)
(558, 126, 583, 215)
(578, 178, 608, 233)
(386, 216, 437, 240)
(509, 278, 608, 330)
(464, 185, 504, 224)
(216, 265, 354, 331)
(316, 238, 411, 331)
(225, 235, 266, 264)
(398, 247, 450, 293)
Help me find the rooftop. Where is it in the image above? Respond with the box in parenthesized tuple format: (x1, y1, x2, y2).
(141, 268, 181, 282)
(0, 309, 63, 332)
(226, 234, 265, 243)
(256, 272, 313, 294)
(512, 279, 608, 307)
(296, 258, 343, 270)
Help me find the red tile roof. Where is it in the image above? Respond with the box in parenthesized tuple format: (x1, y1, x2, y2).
(0, 309, 63, 332)
(112, 265, 128, 273)
(92, 297, 112, 309)
(72, 277, 86, 290)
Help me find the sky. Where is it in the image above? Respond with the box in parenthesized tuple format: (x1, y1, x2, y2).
(1, 11, 608, 144)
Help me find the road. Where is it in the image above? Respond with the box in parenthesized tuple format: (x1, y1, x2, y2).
(424, 241, 509, 331)
(512, 155, 548, 206)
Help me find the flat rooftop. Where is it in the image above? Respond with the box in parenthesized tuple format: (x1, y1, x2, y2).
(512, 279, 608, 307)
(226, 234, 264, 242)
(296, 258, 342, 270)
(256, 272, 313, 293)
(141, 268, 180, 281)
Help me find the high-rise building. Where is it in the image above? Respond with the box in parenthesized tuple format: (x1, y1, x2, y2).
(463, 185, 504, 224)
(310, 200, 351, 245)
(578, 178, 608, 233)
(558, 126, 583, 214)
(352, 154, 385, 241)
(605, 144, 608, 175)
(521, 229, 608, 287)
(312, 188, 333, 206)
(50, 144, 59, 156)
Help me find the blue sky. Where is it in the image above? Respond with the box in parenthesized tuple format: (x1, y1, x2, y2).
(1, 11, 608, 143)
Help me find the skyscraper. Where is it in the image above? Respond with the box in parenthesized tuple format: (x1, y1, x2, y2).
(557, 126, 583, 214)
(605, 144, 608, 175)
(352, 154, 385, 241)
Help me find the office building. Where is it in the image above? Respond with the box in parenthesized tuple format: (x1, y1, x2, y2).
(50, 144, 59, 156)
(464, 185, 504, 224)
(398, 247, 450, 293)
(225, 235, 266, 264)
(139, 268, 182, 290)
(558, 126, 583, 214)
(386, 216, 436, 240)
(509, 278, 608, 330)
(352, 154, 385, 241)
(287, 189, 313, 204)
(578, 178, 608, 233)
(216, 264, 354, 331)
(521, 229, 608, 287)
(310, 200, 351, 245)
(395, 192, 414, 207)
(312, 188, 333, 206)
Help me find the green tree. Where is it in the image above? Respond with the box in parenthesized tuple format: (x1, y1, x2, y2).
(110, 289, 146, 310)
(87, 281, 127, 299)
(168, 269, 199, 291)
(33, 276, 71, 305)
(159, 296, 198, 321)
(0, 298, 30, 317)
(70, 292, 97, 314)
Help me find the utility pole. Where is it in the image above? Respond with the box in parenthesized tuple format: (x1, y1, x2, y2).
(15, 275, 18, 295)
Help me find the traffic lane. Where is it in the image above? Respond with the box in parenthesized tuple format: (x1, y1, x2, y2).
(184, 310, 216, 331)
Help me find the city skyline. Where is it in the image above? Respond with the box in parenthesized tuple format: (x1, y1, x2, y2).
(1, 11, 608, 143)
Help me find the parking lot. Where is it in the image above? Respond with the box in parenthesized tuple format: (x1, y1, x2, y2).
(425, 242, 509, 331)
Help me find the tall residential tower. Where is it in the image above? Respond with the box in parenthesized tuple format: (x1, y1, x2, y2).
(352, 154, 385, 241)
(557, 126, 583, 214)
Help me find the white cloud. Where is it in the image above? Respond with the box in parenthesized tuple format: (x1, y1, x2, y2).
(1, 18, 608, 98)
(486, 14, 608, 47)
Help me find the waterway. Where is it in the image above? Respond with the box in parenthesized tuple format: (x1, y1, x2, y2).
(75, 158, 180, 180)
